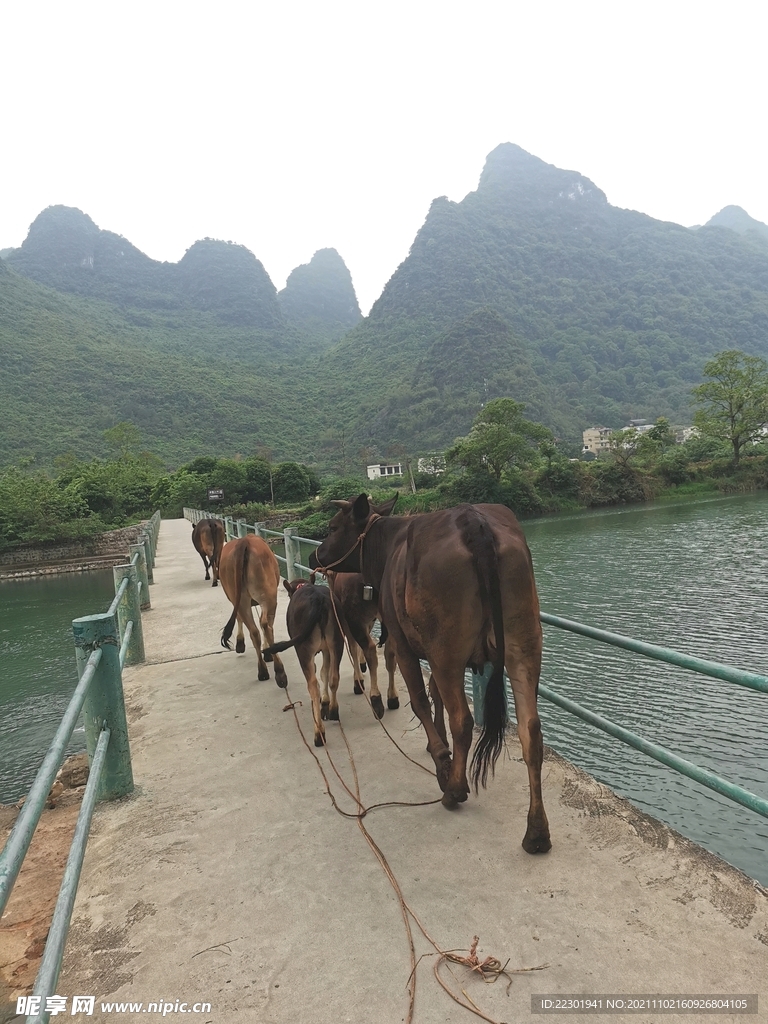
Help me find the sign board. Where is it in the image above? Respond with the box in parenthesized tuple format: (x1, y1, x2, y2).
(207, 488, 224, 502)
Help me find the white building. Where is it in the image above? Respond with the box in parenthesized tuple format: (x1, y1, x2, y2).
(366, 463, 404, 481)
(582, 426, 613, 455)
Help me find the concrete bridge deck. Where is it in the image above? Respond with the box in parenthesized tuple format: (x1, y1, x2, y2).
(59, 519, 767, 1022)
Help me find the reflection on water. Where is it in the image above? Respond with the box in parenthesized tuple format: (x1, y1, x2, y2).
(523, 491, 768, 884)
(0, 571, 115, 803)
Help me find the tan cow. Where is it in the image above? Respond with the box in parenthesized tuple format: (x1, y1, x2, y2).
(219, 536, 287, 686)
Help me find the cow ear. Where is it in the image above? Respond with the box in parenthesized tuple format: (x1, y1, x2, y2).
(352, 493, 370, 522)
(373, 493, 398, 516)
(283, 578, 292, 594)
(309, 572, 316, 585)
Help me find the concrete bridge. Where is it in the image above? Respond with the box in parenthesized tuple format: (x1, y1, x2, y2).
(59, 519, 767, 1022)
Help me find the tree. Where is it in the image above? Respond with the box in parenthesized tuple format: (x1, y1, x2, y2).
(446, 398, 552, 481)
(691, 351, 768, 465)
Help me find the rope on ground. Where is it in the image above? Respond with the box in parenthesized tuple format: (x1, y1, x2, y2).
(281, 682, 548, 1024)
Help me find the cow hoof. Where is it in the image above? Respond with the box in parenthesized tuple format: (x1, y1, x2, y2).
(204, 573, 210, 581)
(522, 830, 552, 855)
(258, 667, 270, 681)
(441, 792, 460, 810)
(211, 580, 218, 588)
(328, 706, 339, 721)
(314, 733, 325, 748)
(360, 662, 367, 673)
(321, 701, 330, 720)
(235, 639, 246, 654)
(275, 670, 288, 688)
(387, 696, 400, 710)
(264, 651, 273, 663)
(371, 695, 385, 719)
(435, 755, 452, 793)
(353, 680, 364, 695)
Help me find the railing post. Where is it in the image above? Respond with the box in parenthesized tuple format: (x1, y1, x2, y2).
(237, 519, 248, 538)
(129, 543, 151, 610)
(140, 533, 154, 584)
(254, 521, 266, 539)
(113, 563, 145, 666)
(284, 527, 300, 583)
(72, 613, 134, 801)
(471, 662, 494, 729)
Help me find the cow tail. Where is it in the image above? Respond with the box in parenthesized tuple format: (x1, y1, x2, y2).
(462, 510, 507, 791)
(221, 539, 249, 649)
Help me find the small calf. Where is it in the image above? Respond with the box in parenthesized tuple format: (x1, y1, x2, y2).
(263, 577, 344, 747)
(326, 571, 399, 719)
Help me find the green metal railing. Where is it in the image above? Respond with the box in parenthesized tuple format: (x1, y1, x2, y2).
(0, 511, 160, 1024)
(184, 506, 768, 824)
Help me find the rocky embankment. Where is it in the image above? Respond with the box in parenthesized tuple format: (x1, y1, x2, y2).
(0, 754, 89, 1016)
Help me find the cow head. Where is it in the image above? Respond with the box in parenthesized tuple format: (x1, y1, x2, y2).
(283, 573, 316, 597)
(309, 493, 398, 573)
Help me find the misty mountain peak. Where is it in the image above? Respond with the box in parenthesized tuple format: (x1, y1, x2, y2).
(477, 142, 607, 207)
(279, 248, 361, 334)
(704, 205, 768, 241)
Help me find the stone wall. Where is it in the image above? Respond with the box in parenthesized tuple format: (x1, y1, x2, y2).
(0, 525, 145, 569)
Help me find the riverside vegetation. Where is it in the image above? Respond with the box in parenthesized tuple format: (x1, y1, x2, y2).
(3, 351, 767, 553)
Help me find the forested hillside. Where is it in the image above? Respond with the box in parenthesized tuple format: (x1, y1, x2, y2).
(318, 144, 768, 452)
(3, 146, 768, 468)
(0, 260, 322, 465)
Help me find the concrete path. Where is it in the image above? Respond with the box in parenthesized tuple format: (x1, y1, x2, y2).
(60, 519, 767, 1023)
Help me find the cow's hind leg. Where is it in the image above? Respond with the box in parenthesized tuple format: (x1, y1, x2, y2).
(392, 643, 452, 792)
(347, 621, 384, 717)
(507, 642, 551, 854)
(259, 593, 287, 687)
(350, 641, 365, 694)
(428, 674, 447, 745)
(240, 599, 270, 681)
(326, 634, 343, 721)
(199, 551, 211, 581)
(431, 667, 473, 809)
(385, 639, 399, 710)
(235, 617, 246, 654)
(299, 647, 325, 746)
(320, 649, 331, 720)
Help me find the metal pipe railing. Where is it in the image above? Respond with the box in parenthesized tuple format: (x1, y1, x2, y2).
(0, 511, 159, 990)
(26, 726, 112, 1024)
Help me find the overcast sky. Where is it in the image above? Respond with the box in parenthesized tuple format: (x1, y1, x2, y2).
(2, 0, 766, 313)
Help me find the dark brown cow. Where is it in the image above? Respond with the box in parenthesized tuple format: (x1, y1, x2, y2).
(263, 578, 344, 746)
(219, 536, 287, 686)
(191, 518, 225, 586)
(325, 571, 399, 719)
(310, 494, 550, 854)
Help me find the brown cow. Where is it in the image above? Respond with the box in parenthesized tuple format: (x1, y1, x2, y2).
(191, 518, 225, 586)
(325, 571, 399, 719)
(310, 494, 550, 854)
(219, 535, 287, 686)
(263, 577, 344, 746)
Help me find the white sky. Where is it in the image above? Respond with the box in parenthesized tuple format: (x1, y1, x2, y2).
(2, 0, 766, 313)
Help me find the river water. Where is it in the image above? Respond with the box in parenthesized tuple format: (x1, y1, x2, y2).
(1, 494, 766, 883)
(0, 570, 114, 804)
(523, 491, 768, 885)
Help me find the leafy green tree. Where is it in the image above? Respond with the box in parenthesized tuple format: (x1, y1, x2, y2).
(103, 421, 142, 458)
(272, 462, 311, 503)
(446, 398, 553, 481)
(692, 350, 768, 464)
